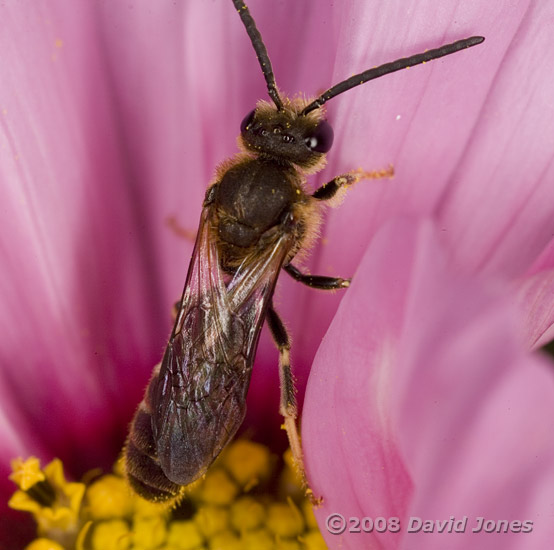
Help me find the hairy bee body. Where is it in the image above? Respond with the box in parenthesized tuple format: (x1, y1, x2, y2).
(125, 116, 324, 501)
(214, 156, 310, 270)
(123, 0, 483, 503)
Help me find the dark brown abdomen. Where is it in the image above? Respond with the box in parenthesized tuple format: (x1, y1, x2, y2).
(124, 364, 182, 502)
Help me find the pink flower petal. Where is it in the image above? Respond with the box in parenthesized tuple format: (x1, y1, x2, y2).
(0, 1, 171, 473)
(436, 0, 554, 279)
(303, 218, 554, 549)
(516, 269, 554, 349)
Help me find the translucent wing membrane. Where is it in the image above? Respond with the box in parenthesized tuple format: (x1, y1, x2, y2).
(153, 203, 294, 485)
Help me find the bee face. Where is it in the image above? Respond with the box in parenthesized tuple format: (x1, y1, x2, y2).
(239, 102, 334, 169)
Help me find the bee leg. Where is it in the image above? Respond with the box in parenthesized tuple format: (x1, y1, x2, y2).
(284, 263, 350, 289)
(165, 186, 218, 240)
(267, 302, 322, 505)
(312, 164, 394, 201)
(165, 215, 198, 241)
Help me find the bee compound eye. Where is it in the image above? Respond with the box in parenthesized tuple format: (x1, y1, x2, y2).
(305, 120, 334, 153)
(240, 109, 256, 133)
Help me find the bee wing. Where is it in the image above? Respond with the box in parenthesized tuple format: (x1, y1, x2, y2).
(152, 203, 294, 485)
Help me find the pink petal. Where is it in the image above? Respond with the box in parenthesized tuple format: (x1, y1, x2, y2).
(516, 270, 554, 349)
(436, 0, 554, 279)
(303, 218, 554, 549)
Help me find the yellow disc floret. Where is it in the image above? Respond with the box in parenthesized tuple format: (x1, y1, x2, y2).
(221, 439, 272, 489)
(166, 520, 204, 549)
(266, 500, 305, 538)
(230, 496, 266, 532)
(9, 457, 85, 540)
(84, 474, 134, 520)
(90, 519, 131, 550)
(24, 538, 65, 550)
(10, 457, 45, 491)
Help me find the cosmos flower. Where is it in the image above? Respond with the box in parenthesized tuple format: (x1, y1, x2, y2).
(1, 0, 553, 548)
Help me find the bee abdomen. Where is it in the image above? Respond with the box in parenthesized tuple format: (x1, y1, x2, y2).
(124, 369, 182, 502)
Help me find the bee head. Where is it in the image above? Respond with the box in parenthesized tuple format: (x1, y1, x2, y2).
(239, 99, 334, 171)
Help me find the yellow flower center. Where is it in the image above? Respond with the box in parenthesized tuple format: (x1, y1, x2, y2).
(9, 440, 327, 550)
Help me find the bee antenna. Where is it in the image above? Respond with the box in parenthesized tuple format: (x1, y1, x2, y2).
(233, 0, 284, 110)
(301, 36, 485, 116)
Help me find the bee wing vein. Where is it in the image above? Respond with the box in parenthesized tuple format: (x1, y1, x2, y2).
(153, 203, 293, 485)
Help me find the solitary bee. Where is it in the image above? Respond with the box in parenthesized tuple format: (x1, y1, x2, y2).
(124, 0, 484, 502)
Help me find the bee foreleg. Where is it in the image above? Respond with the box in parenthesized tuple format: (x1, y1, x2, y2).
(267, 302, 321, 505)
(312, 164, 394, 202)
(284, 263, 350, 290)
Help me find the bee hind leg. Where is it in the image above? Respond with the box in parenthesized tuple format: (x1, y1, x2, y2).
(266, 302, 322, 506)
